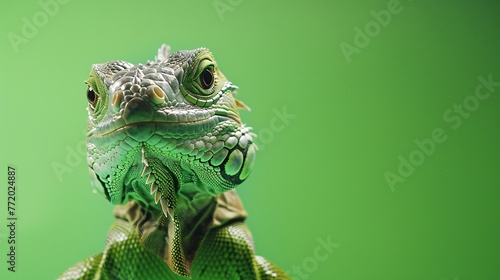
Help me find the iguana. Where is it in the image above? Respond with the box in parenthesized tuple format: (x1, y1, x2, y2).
(58, 44, 289, 280)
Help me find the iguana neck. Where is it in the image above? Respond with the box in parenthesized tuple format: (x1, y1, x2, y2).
(114, 190, 247, 276)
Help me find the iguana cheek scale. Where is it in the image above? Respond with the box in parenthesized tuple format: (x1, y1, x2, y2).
(59, 44, 289, 279)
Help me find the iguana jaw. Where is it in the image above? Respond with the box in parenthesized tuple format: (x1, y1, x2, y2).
(87, 113, 256, 205)
(88, 114, 232, 139)
(96, 116, 239, 137)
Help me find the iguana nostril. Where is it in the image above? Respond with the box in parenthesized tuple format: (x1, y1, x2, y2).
(111, 90, 124, 112)
(146, 85, 165, 105)
(123, 97, 154, 124)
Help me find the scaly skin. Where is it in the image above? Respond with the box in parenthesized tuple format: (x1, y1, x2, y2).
(58, 45, 289, 279)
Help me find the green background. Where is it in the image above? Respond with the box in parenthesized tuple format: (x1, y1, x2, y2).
(1, 0, 499, 279)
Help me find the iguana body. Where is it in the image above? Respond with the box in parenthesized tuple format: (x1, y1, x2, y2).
(58, 45, 289, 279)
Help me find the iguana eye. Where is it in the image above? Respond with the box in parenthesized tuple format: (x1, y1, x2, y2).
(179, 50, 227, 106)
(87, 86, 98, 108)
(200, 67, 214, 89)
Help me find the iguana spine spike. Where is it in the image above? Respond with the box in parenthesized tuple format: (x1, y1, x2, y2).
(146, 173, 156, 185)
(141, 166, 152, 177)
(150, 182, 158, 195)
(160, 198, 169, 218)
(154, 191, 162, 204)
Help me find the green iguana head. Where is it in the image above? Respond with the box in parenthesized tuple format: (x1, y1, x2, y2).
(85, 45, 256, 214)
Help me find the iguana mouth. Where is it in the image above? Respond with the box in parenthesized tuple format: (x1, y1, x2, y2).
(88, 113, 241, 140)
